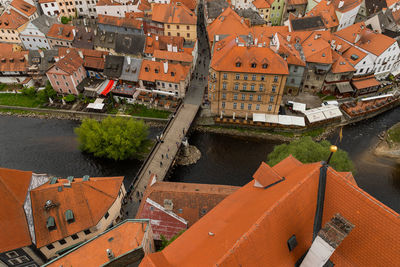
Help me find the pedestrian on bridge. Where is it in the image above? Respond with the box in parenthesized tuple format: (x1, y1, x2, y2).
(166, 153, 169, 159)
(160, 161, 163, 167)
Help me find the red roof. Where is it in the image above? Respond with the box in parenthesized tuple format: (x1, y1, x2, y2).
(331, 51, 356, 73)
(58, 47, 109, 70)
(139, 60, 190, 83)
(351, 75, 381, 89)
(140, 155, 400, 266)
(0, 9, 29, 29)
(47, 24, 76, 41)
(52, 50, 84, 75)
(152, 3, 197, 25)
(11, 0, 37, 17)
(153, 50, 193, 63)
(0, 168, 33, 253)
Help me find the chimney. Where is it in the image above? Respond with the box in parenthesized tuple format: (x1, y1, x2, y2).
(287, 35, 291, 42)
(45, 19, 50, 27)
(78, 50, 84, 59)
(338, 0, 344, 8)
(336, 44, 342, 51)
(127, 56, 131, 65)
(327, 0, 331, 5)
(254, 38, 258, 46)
(235, 36, 239, 43)
(167, 43, 172, 52)
(163, 61, 168, 73)
(163, 199, 173, 211)
(155, 35, 159, 41)
(106, 249, 114, 260)
(54, 57, 59, 62)
(172, 45, 177, 52)
(39, 49, 44, 58)
(300, 214, 354, 267)
(355, 33, 361, 43)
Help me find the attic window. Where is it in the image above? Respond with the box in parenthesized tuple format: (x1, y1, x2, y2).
(251, 63, 257, 68)
(145, 67, 149, 72)
(171, 72, 175, 76)
(46, 216, 56, 231)
(322, 53, 326, 57)
(155, 68, 159, 73)
(65, 209, 75, 223)
(287, 235, 298, 251)
(236, 62, 241, 67)
(350, 54, 359, 61)
(262, 63, 268, 69)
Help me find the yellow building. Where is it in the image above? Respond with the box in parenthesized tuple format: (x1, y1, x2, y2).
(252, 0, 271, 23)
(152, 2, 197, 42)
(0, 10, 29, 44)
(209, 35, 288, 119)
(56, 0, 76, 18)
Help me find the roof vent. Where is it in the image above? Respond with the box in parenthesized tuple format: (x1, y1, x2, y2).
(83, 175, 90, 181)
(49, 177, 58, 184)
(164, 199, 173, 211)
(67, 176, 74, 182)
(106, 249, 114, 260)
(46, 216, 56, 230)
(65, 209, 75, 223)
(252, 162, 285, 189)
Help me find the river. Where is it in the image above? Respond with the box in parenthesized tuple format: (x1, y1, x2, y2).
(0, 108, 399, 212)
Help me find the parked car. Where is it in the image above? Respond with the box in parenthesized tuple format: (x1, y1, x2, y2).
(322, 100, 339, 106)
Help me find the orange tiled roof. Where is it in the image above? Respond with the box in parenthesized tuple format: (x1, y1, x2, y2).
(306, 0, 339, 29)
(171, 0, 197, 10)
(51, 50, 84, 75)
(211, 35, 289, 75)
(152, 3, 197, 25)
(207, 7, 250, 43)
(287, 0, 308, 5)
(140, 155, 400, 267)
(250, 25, 289, 44)
(139, 60, 190, 83)
(153, 50, 193, 63)
(58, 47, 109, 70)
(335, 22, 396, 56)
(274, 33, 306, 66)
(38, 0, 56, 3)
(0, 168, 33, 253)
(138, 0, 151, 12)
(386, 0, 399, 7)
(44, 220, 150, 267)
(144, 34, 184, 55)
(31, 176, 124, 248)
(136, 181, 238, 228)
(331, 51, 356, 73)
(342, 45, 367, 65)
(252, 0, 271, 9)
(292, 31, 333, 64)
(0, 50, 28, 72)
(0, 9, 29, 29)
(98, 15, 142, 30)
(11, 0, 37, 17)
(351, 75, 381, 89)
(331, 0, 363, 12)
(47, 24, 76, 41)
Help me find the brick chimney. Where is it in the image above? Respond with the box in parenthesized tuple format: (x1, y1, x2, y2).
(300, 214, 354, 267)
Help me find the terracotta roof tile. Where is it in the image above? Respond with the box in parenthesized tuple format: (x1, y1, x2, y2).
(171, 0, 197, 10)
(331, 0, 363, 12)
(287, 0, 308, 5)
(140, 156, 400, 266)
(47, 24, 76, 41)
(139, 59, 190, 83)
(98, 15, 142, 30)
(306, 0, 339, 29)
(252, 162, 282, 187)
(301, 32, 333, 64)
(52, 50, 84, 75)
(152, 3, 197, 25)
(331, 51, 356, 73)
(11, 0, 37, 17)
(351, 75, 381, 89)
(252, 0, 271, 9)
(0, 9, 29, 29)
(342, 45, 367, 65)
(31, 176, 124, 248)
(153, 50, 193, 63)
(211, 35, 289, 75)
(144, 35, 184, 55)
(58, 47, 109, 70)
(274, 33, 306, 66)
(0, 168, 33, 252)
(44, 220, 151, 267)
(0, 50, 28, 72)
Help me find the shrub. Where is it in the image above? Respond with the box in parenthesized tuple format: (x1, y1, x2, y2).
(21, 87, 37, 97)
(64, 94, 76, 103)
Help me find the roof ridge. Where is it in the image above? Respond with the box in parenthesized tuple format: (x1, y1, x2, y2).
(0, 174, 25, 205)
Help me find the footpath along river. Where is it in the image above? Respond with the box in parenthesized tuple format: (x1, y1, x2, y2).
(0, 107, 399, 212)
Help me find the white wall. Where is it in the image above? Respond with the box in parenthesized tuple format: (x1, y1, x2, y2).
(40, 2, 60, 17)
(95, 3, 140, 17)
(336, 4, 361, 31)
(75, 0, 98, 18)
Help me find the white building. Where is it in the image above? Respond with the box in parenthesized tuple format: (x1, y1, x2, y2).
(95, 0, 140, 17)
(75, 0, 98, 18)
(39, 0, 60, 17)
(230, 0, 255, 10)
(6, 0, 39, 21)
(19, 16, 57, 50)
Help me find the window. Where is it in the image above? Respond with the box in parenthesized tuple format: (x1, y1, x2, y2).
(167, 25, 170, 29)
(222, 102, 225, 108)
(241, 94, 245, 100)
(235, 74, 240, 80)
(155, 68, 159, 73)
(233, 102, 237, 109)
(84, 229, 91, 235)
(187, 33, 190, 38)
(242, 84, 247, 90)
(63, 75, 66, 80)
(46, 244, 55, 250)
(244, 74, 248, 80)
(261, 75, 265, 81)
(272, 85, 276, 93)
(222, 93, 226, 99)
(252, 74, 256, 80)
(251, 63, 256, 68)
(222, 82, 227, 90)
(233, 93, 238, 100)
(273, 76, 279, 82)
(240, 103, 244, 109)
(270, 96, 274, 103)
(248, 104, 252, 110)
(249, 94, 253, 101)
(59, 239, 67, 245)
(251, 84, 255, 91)
(6, 251, 18, 258)
(105, 211, 109, 219)
(162, 83, 165, 87)
(256, 104, 260, 110)
(65, 82, 69, 87)
(8, 259, 21, 265)
(71, 234, 79, 240)
(223, 73, 227, 79)
(176, 25, 180, 29)
(236, 62, 241, 67)
(186, 25, 190, 30)
(257, 95, 261, 101)
(145, 67, 149, 72)
(259, 84, 264, 91)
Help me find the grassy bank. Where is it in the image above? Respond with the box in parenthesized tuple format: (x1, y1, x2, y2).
(387, 123, 400, 144)
(0, 93, 44, 107)
(125, 104, 171, 119)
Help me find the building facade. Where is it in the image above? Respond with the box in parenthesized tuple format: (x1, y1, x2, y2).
(39, 0, 60, 16)
(19, 16, 57, 50)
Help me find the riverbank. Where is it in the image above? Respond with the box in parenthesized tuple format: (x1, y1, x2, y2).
(374, 123, 400, 163)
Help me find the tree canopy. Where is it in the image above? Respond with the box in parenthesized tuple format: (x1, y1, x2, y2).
(267, 136, 355, 173)
(75, 117, 150, 160)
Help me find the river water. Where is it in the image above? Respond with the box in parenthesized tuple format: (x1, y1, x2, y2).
(0, 108, 399, 212)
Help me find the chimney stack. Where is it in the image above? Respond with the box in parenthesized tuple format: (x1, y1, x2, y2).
(163, 61, 168, 74)
(106, 249, 114, 260)
(72, 28, 76, 37)
(39, 49, 44, 58)
(338, 0, 344, 8)
(78, 50, 84, 59)
(163, 199, 173, 211)
(300, 214, 354, 267)
(167, 43, 172, 52)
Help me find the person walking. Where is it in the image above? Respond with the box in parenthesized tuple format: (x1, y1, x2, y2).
(160, 161, 163, 167)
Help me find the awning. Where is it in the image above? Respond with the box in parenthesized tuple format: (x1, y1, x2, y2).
(265, 114, 279, 124)
(100, 80, 115, 96)
(336, 82, 353, 93)
(278, 115, 292, 125)
(352, 76, 380, 90)
(253, 113, 266, 122)
(292, 102, 306, 112)
(87, 98, 105, 110)
(322, 106, 342, 119)
(253, 113, 305, 126)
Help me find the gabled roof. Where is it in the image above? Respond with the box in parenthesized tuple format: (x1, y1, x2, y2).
(47, 24, 76, 41)
(51, 50, 84, 75)
(301, 32, 333, 64)
(30, 15, 57, 35)
(153, 50, 193, 63)
(0, 9, 29, 29)
(331, 0, 363, 12)
(11, 0, 37, 17)
(207, 7, 250, 43)
(115, 33, 146, 56)
(211, 35, 289, 75)
(171, 0, 197, 10)
(252, 0, 271, 9)
(331, 51, 356, 73)
(31, 176, 124, 248)
(152, 3, 197, 25)
(140, 155, 400, 266)
(58, 47, 108, 70)
(274, 33, 306, 66)
(97, 15, 142, 30)
(0, 50, 28, 72)
(306, 0, 339, 29)
(342, 45, 367, 65)
(43, 220, 151, 267)
(139, 60, 190, 83)
(0, 168, 33, 253)
(144, 34, 184, 55)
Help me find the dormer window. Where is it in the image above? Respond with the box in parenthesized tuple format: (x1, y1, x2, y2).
(171, 72, 175, 76)
(251, 63, 257, 68)
(145, 67, 149, 72)
(236, 62, 241, 67)
(155, 68, 159, 73)
(65, 209, 75, 224)
(262, 63, 268, 69)
(46, 216, 56, 231)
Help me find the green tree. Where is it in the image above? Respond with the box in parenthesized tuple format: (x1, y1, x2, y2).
(21, 87, 36, 97)
(64, 94, 76, 103)
(75, 117, 150, 160)
(61, 16, 69, 24)
(267, 136, 355, 173)
(37, 86, 57, 103)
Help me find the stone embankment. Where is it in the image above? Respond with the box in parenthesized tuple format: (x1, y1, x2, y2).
(374, 123, 400, 163)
